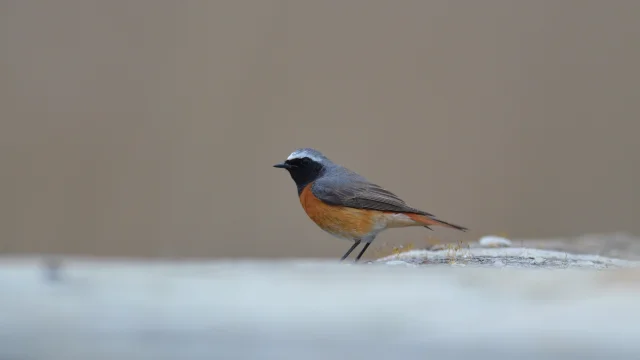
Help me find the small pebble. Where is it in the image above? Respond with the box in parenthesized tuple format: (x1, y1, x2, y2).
(479, 236, 512, 248)
(493, 260, 506, 267)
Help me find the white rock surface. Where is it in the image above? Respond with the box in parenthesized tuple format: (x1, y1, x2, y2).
(2, 255, 640, 360)
(378, 247, 640, 269)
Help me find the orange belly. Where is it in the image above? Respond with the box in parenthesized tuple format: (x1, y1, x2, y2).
(299, 182, 421, 240)
(299, 183, 383, 240)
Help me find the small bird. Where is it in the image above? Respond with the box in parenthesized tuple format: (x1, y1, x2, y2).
(274, 148, 468, 262)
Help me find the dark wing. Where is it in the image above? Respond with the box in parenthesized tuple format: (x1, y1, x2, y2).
(311, 176, 434, 216)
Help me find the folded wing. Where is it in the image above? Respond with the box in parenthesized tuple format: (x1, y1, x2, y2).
(311, 176, 433, 216)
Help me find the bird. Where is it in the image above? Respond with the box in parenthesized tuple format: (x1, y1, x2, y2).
(273, 148, 468, 262)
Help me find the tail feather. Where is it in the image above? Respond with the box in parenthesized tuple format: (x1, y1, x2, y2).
(405, 213, 468, 232)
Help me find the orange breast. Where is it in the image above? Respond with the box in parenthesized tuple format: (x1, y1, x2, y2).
(299, 183, 382, 240)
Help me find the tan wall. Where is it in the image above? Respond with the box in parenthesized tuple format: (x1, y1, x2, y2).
(1, 0, 639, 259)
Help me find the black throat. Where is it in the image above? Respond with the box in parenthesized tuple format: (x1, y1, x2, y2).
(285, 159, 325, 195)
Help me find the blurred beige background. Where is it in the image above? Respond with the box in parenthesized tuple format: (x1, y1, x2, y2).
(1, 0, 638, 259)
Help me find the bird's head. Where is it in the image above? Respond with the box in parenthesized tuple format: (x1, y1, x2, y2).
(274, 148, 332, 190)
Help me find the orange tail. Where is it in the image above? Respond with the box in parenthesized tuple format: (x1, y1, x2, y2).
(406, 213, 468, 232)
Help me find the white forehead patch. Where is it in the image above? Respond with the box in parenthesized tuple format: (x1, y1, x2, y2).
(286, 149, 324, 163)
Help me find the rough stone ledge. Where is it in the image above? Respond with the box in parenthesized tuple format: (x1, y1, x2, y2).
(376, 247, 640, 269)
(2, 255, 640, 360)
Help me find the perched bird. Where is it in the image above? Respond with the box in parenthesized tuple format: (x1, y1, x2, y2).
(274, 148, 468, 262)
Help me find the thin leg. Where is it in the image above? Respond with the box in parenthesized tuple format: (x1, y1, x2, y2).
(354, 242, 372, 262)
(340, 240, 361, 261)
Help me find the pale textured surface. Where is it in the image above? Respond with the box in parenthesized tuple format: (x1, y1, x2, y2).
(378, 247, 640, 269)
(2, 254, 640, 360)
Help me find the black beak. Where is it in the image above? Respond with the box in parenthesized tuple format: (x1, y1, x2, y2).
(273, 162, 291, 169)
